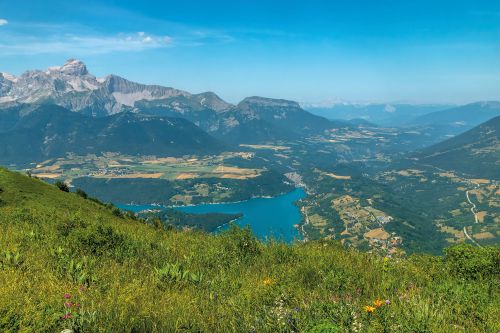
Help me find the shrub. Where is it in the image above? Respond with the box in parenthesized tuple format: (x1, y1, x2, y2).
(71, 225, 130, 258)
(111, 207, 123, 218)
(54, 181, 70, 192)
(75, 188, 88, 199)
(444, 244, 499, 280)
(88, 196, 105, 206)
(220, 224, 261, 261)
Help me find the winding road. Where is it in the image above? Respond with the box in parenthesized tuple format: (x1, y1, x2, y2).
(463, 190, 482, 248)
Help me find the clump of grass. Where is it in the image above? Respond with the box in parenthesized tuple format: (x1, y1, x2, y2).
(0, 168, 498, 332)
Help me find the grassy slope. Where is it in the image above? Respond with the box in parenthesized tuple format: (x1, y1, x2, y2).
(416, 116, 499, 179)
(0, 168, 498, 332)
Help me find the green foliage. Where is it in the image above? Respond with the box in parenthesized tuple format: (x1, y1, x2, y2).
(50, 247, 96, 285)
(145, 208, 242, 232)
(0, 250, 23, 269)
(70, 224, 131, 258)
(306, 321, 341, 333)
(75, 188, 87, 199)
(54, 180, 69, 192)
(0, 168, 499, 332)
(154, 263, 203, 287)
(220, 224, 261, 261)
(444, 244, 499, 280)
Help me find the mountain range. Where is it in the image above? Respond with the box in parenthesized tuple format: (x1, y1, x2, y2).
(304, 101, 500, 130)
(302, 102, 453, 126)
(1, 60, 499, 167)
(0, 104, 226, 164)
(0, 59, 336, 146)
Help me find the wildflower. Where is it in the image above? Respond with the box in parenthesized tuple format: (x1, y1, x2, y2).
(263, 277, 273, 286)
(74, 303, 81, 307)
(79, 285, 86, 292)
(374, 299, 383, 308)
(385, 299, 391, 305)
(62, 313, 72, 319)
(364, 305, 375, 313)
(63, 293, 71, 299)
(64, 302, 73, 308)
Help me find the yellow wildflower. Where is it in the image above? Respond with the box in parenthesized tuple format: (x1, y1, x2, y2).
(263, 277, 273, 286)
(374, 299, 383, 308)
(364, 305, 375, 313)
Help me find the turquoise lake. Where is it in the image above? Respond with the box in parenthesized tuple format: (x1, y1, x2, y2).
(119, 188, 306, 243)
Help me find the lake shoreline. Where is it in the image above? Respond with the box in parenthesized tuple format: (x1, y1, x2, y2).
(119, 188, 307, 243)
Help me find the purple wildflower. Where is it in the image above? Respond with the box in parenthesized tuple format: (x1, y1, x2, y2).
(62, 313, 72, 319)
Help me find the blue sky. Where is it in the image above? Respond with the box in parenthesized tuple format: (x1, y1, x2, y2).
(0, 0, 499, 104)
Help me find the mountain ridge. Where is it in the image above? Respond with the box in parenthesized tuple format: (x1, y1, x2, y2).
(0, 60, 336, 143)
(414, 115, 500, 179)
(0, 104, 227, 164)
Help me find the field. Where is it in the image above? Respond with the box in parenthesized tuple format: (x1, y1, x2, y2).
(27, 152, 262, 182)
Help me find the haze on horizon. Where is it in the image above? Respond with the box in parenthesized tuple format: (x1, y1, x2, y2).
(0, 0, 499, 105)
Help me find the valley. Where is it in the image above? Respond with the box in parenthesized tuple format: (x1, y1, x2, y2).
(1, 2, 499, 332)
(11, 116, 498, 255)
(1, 60, 499, 256)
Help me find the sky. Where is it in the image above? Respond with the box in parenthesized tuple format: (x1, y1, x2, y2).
(0, 0, 499, 104)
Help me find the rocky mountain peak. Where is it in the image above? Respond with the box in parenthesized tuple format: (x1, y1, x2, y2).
(0, 72, 17, 82)
(57, 59, 89, 76)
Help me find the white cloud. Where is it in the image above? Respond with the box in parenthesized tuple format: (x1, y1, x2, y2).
(384, 104, 396, 113)
(0, 32, 174, 55)
(0, 19, 8, 26)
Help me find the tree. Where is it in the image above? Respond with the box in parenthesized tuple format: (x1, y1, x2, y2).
(75, 188, 88, 199)
(54, 181, 69, 192)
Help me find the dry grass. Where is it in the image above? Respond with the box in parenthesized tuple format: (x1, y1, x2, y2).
(471, 179, 491, 185)
(309, 214, 328, 227)
(476, 211, 487, 223)
(143, 157, 182, 164)
(474, 232, 495, 240)
(325, 172, 351, 180)
(440, 226, 465, 241)
(176, 173, 199, 180)
(214, 166, 260, 179)
(112, 173, 164, 179)
(364, 228, 390, 240)
(239, 144, 290, 151)
(32, 173, 61, 179)
(220, 174, 258, 179)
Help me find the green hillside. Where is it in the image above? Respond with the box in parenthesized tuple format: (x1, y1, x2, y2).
(0, 104, 226, 164)
(415, 116, 499, 179)
(0, 168, 498, 332)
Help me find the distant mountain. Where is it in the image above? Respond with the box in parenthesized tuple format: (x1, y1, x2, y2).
(414, 116, 500, 179)
(345, 118, 378, 127)
(410, 102, 500, 128)
(1, 60, 337, 143)
(302, 103, 451, 126)
(138, 96, 338, 142)
(0, 104, 226, 164)
(0, 59, 229, 117)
